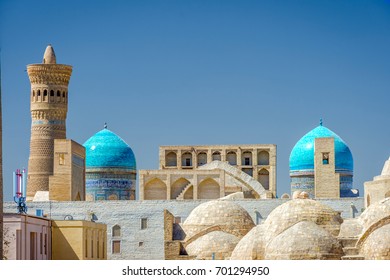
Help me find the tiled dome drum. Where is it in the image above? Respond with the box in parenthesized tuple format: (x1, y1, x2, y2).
(83, 128, 136, 201)
(289, 123, 356, 197)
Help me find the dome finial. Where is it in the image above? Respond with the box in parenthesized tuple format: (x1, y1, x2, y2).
(43, 44, 56, 64)
(104, 122, 107, 129)
(320, 118, 323, 126)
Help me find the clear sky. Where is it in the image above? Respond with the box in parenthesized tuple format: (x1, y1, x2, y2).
(0, 0, 389, 201)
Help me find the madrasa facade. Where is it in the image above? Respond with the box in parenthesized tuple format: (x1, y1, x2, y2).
(3, 46, 390, 260)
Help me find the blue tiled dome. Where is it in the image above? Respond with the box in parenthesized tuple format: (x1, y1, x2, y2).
(289, 125, 353, 173)
(83, 128, 136, 170)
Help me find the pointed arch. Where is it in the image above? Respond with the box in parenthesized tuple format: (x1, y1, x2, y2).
(166, 152, 177, 167)
(198, 178, 220, 199)
(112, 225, 121, 237)
(197, 152, 207, 166)
(258, 151, 269, 165)
(171, 178, 191, 199)
(144, 178, 167, 200)
(227, 151, 237, 165)
(258, 168, 269, 190)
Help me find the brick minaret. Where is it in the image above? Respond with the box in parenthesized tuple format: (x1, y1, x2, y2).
(26, 45, 72, 200)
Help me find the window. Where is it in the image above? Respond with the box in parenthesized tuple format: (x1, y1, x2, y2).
(112, 240, 121, 254)
(30, 232, 37, 260)
(141, 218, 148, 229)
(50, 90, 54, 96)
(85, 238, 88, 258)
(59, 153, 65, 165)
(139, 242, 144, 247)
(44, 234, 47, 255)
(112, 225, 121, 237)
(40, 233, 43, 255)
(322, 153, 329, 165)
(212, 152, 221, 161)
(185, 158, 191, 166)
(244, 157, 250, 166)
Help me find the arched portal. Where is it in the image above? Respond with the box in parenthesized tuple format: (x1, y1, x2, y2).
(166, 152, 177, 167)
(258, 151, 269, 165)
(258, 169, 269, 190)
(198, 178, 220, 199)
(171, 178, 191, 199)
(144, 178, 167, 200)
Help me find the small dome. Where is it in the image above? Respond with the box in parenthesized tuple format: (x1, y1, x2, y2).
(182, 200, 255, 240)
(361, 223, 390, 260)
(359, 197, 390, 232)
(263, 199, 343, 238)
(289, 124, 353, 173)
(185, 231, 239, 260)
(83, 128, 136, 170)
(230, 225, 266, 260)
(264, 221, 343, 260)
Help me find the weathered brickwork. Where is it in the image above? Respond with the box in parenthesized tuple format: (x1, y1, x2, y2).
(27, 46, 72, 200)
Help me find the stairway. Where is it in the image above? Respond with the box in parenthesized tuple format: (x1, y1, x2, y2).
(339, 237, 365, 260)
(176, 183, 193, 200)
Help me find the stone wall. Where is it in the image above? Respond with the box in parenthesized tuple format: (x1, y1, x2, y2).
(3, 197, 364, 260)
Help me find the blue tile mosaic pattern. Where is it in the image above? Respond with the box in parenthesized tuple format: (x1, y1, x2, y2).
(289, 125, 353, 173)
(83, 128, 136, 170)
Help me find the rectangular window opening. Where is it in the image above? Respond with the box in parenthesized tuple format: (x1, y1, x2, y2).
(141, 218, 148, 230)
(322, 153, 330, 165)
(112, 240, 121, 254)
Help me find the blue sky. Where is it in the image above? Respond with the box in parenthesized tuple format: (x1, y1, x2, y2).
(1, 0, 389, 201)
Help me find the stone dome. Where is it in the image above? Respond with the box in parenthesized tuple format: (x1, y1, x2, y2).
(182, 200, 255, 240)
(361, 223, 390, 260)
(230, 225, 266, 260)
(83, 128, 136, 170)
(359, 197, 390, 231)
(262, 199, 343, 238)
(264, 221, 343, 260)
(185, 231, 239, 260)
(289, 124, 353, 173)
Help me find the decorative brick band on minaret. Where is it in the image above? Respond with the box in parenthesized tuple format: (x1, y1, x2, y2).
(26, 45, 72, 200)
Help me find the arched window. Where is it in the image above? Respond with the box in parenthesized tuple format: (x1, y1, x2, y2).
(197, 152, 207, 166)
(227, 151, 237, 165)
(50, 90, 54, 96)
(258, 169, 269, 190)
(166, 152, 177, 167)
(242, 151, 252, 166)
(212, 151, 221, 161)
(257, 151, 269, 165)
(112, 225, 121, 237)
(181, 152, 192, 167)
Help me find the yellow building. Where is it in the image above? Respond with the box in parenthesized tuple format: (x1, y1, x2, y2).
(49, 139, 86, 201)
(52, 220, 107, 260)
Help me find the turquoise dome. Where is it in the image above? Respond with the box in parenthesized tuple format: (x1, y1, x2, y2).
(83, 128, 136, 170)
(289, 125, 353, 173)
